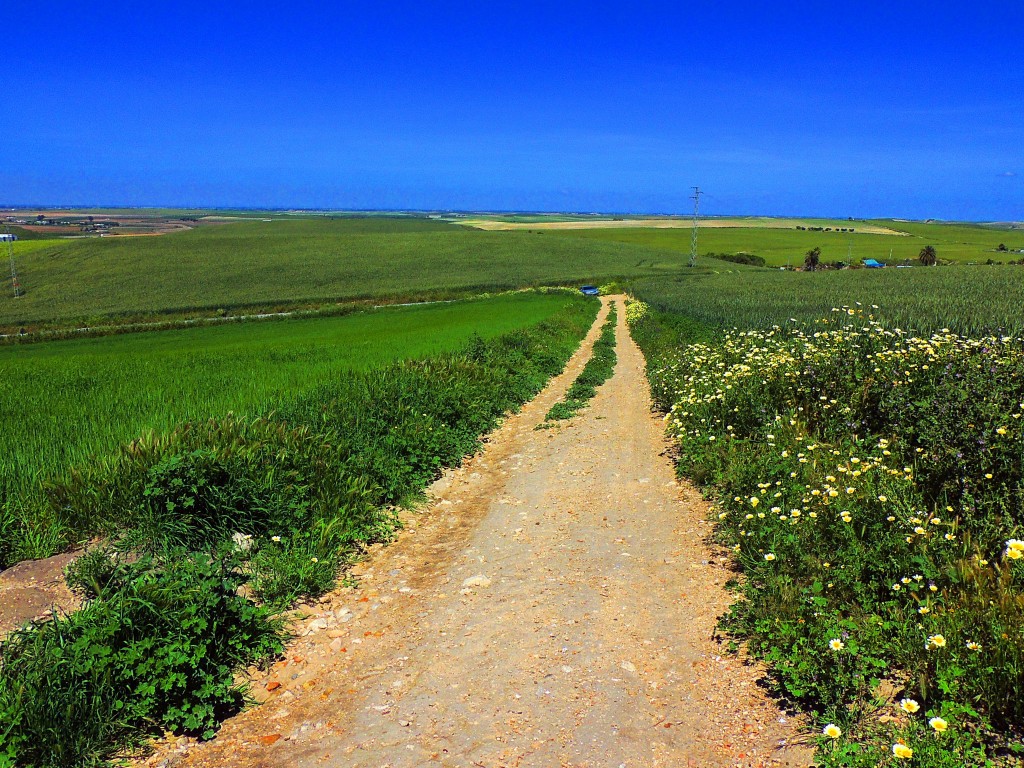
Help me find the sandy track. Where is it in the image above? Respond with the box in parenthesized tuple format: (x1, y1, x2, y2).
(148, 297, 812, 768)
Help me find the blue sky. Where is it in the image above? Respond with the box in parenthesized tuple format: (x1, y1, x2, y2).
(2, 2, 1022, 218)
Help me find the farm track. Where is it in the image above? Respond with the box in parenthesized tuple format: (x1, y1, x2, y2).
(146, 297, 812, 768)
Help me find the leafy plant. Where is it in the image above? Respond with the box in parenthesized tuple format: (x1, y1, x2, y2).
(0, 549, 285, 767)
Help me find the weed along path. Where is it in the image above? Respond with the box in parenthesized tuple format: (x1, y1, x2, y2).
(148, 297, 812, 768)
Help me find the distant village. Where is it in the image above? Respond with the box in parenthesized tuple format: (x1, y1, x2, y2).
(5, 214, 121, 235)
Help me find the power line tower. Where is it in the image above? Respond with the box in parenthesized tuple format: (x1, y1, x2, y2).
(688, 186, 701, 267)
(3, 223, 20, 299)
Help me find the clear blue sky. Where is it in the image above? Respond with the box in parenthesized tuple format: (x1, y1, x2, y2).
(2, 1, 1022, 219)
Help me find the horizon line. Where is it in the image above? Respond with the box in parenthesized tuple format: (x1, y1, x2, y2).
(2, 205, 1020, 225)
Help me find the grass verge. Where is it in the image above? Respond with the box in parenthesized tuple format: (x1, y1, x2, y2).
(0, 291, 575, 565)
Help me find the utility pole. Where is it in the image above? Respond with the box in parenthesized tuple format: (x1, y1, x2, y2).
(4, 223, 19, 299)
(689, 186, 701, 267)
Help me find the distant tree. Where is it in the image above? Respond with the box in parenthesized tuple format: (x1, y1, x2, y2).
(919, 245, 938, 266)
(997, 243, 1008, 252)
(804, 247, 822, 271)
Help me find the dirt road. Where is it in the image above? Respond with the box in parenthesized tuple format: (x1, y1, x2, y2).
(150, 297, 812, 768)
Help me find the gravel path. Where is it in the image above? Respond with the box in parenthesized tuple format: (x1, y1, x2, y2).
(148, 297, 813, 768)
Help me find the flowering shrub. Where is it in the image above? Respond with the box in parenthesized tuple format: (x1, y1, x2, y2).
(635, 305, 1024, 766)
(624, 299, 649, 327)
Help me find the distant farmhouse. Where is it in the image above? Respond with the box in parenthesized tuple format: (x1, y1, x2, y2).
(0, 233, 17, 242)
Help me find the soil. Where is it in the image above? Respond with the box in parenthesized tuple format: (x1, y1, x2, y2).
(0, 550, 82, 636)
(142, 296, 815, 768)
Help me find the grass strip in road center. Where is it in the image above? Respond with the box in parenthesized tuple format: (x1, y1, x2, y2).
(543, 302, 618, 423)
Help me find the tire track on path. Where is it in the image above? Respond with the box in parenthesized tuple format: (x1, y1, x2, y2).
(147, 296, 812, 768)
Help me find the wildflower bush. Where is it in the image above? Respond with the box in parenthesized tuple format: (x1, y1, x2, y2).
(632, 305, 1024, 766)
(0, 298, 597, 767)
(624, 299, 649, 328)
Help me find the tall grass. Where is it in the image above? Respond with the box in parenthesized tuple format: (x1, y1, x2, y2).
(544, 303, 617, 422)
(630, 267, 1024, 336)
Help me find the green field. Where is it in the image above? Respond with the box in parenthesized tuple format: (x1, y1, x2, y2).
(630, 264, 1024, 335)
(0, 217, 685, 328)
(4, 211, 1024, 768)
(0, 291, 573, 512)
(9, 239, 66, 256)
(554, 220, 1024, 267)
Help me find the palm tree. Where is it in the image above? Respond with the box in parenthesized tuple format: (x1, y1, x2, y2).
(804, 247, 821, 272)
(919, 245, 938, 266)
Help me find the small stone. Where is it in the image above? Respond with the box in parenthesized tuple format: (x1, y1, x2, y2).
(306, 618, 329, 633)
(258, 734, 282, 745)
(266, 681, 281, 692)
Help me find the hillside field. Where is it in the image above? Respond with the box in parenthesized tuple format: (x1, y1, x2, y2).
(549, 219, 1024, 267)
(0, 217, 685, 328)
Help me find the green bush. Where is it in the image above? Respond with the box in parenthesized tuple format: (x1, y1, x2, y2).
(0, 550, 284, 768)
(705, 252, 767, 267)
(41, 417, 383, 556)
